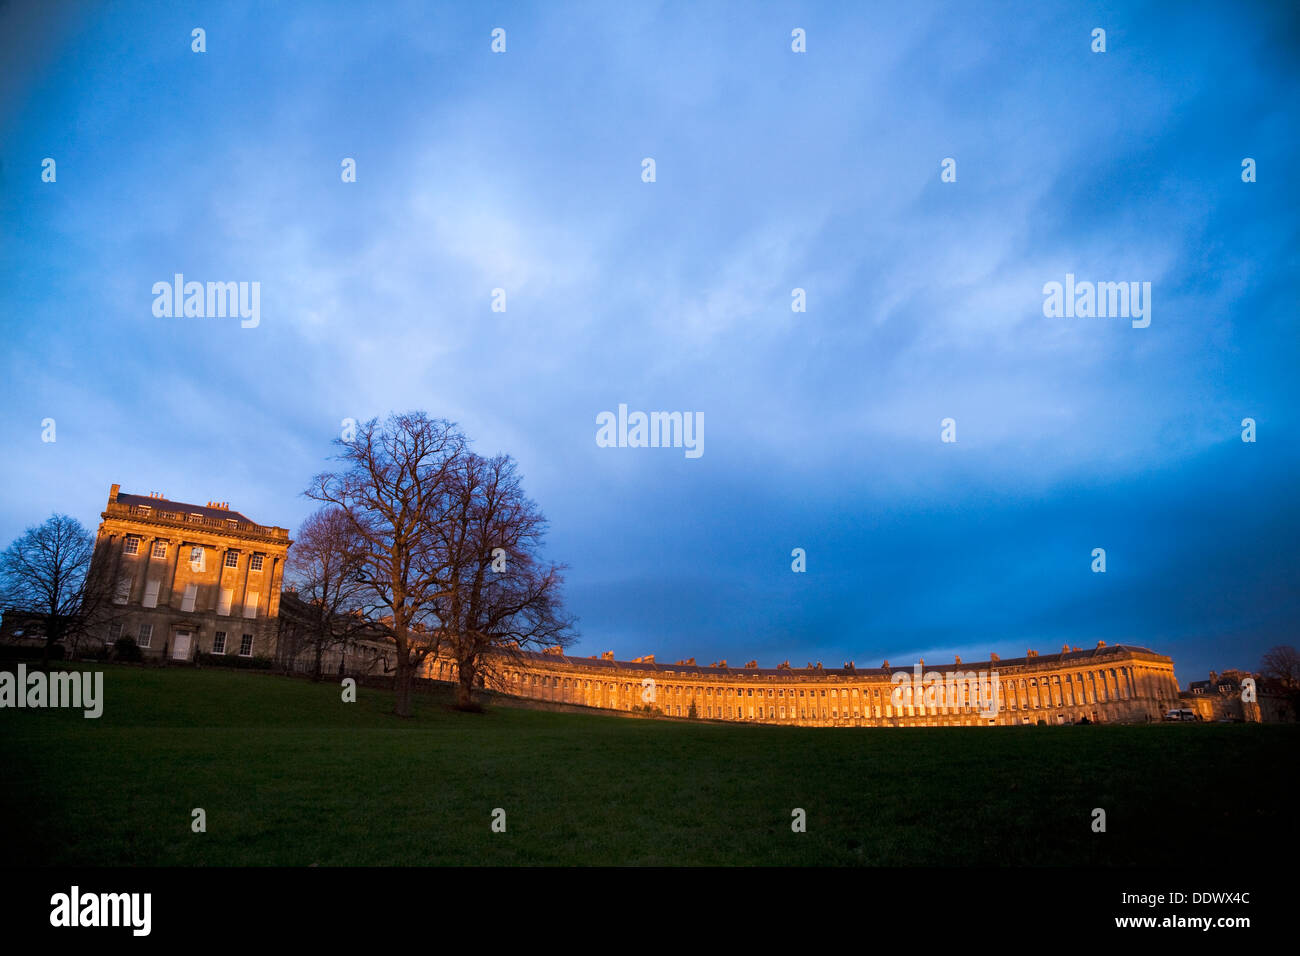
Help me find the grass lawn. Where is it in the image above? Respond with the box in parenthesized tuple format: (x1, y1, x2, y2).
(1, 663, 1294, 866)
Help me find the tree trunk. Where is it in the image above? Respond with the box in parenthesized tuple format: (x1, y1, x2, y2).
(312, 640, 324, 683)
(456, 659, 477, 709)
(394, 654, 414, 718)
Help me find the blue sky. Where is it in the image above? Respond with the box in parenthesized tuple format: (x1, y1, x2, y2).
(2, 1, 1297, 686)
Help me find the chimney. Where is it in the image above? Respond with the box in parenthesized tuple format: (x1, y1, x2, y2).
(109, 483, 120, 503)
(990, 652, 1000, 662)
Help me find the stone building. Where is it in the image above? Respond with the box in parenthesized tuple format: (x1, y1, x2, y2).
(274, 589, 394, 678)
(1180, 669, 1296, 723)
(87, 484, 291, 661)
(415, 641, 1181, 727)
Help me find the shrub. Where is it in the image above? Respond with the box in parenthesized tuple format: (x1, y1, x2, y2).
(0, 644, 63, 662)
(194, 652, 272, 670)
(113, 637, 143, 662)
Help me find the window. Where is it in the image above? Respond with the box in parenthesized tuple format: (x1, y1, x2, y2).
(189, 547, 205, 571)
(249, 554, 264, 572)
(138, 623, 153, 648)
(182, 582, 197, 612)
(123, 537, 140, 556)
(217, 588, 234, 616)
(113, 576, 131, 604)
(224, 551, 239, 569)
(142, 579, 161, 609)
(243, 592, 259, 618)
(213, 631, 227, 654)
(239, 633, 253, 657)
(151, 540, 167, 559)
(108, 622, 122, 643)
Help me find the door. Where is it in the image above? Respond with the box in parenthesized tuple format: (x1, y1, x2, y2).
(172, 632, 192, 660)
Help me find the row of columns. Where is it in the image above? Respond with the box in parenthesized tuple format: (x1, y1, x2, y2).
(463, 659, 1178, 725)
(103, 528, 279, 621)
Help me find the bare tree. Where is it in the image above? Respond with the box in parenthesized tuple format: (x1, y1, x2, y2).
(1260, 646, 1300, 720)
(306, 413, 466, 717)
(286, 506, 368, 681)
(434, 452, 576, 709)
(1260, 646, 1300, 688)
(0, 514, 109, 666)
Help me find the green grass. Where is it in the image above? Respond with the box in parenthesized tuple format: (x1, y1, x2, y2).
(1, 664, 1294, 866)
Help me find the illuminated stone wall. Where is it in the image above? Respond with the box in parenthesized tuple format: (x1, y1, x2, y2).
(420, 643, 1181, 727)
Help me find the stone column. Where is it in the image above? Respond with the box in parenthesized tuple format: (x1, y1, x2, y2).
(162, 537, 183, 607)
(135, 535, 155, 604)
(110, 532, 126, 603)
(237, 551, 251, 619)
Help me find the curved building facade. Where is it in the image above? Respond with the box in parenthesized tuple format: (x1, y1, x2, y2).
(422, 642, 1181, 727)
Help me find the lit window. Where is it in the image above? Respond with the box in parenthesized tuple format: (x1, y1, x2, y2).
(239, 633, 254, 657)
(249, 554, 264, 572)
(189, 547, 205, 571)
(225, 551, 239, 569)
(123, 537, 140, 555)
(213, 631, 227, 654)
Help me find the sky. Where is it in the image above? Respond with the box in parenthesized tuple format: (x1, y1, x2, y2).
(1, 0, 1297, 687)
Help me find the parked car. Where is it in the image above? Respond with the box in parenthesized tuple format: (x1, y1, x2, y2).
(1162, 708, 1199, 721)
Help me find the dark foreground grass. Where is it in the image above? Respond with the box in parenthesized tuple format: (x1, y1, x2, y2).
(1, 664, 1294, 866)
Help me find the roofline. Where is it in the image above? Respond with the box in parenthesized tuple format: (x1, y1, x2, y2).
(493, 643, 1173, 678)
